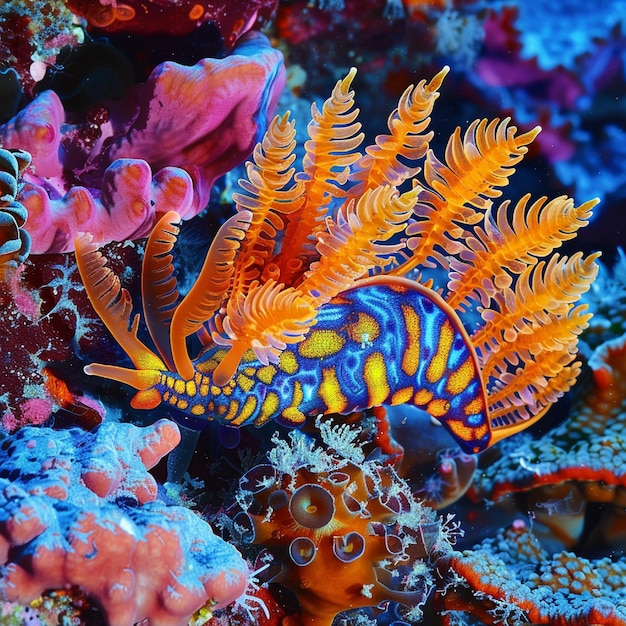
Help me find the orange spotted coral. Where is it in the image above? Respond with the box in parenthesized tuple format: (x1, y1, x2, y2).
(76, 65, 599, 451)
(436, 520, 626, 625)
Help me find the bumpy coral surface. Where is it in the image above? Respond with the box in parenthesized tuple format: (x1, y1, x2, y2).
(0, 31, 285, 253)
(437, 521, 626, 625)
(0, 147, 31, 278)
(0, 419, 248, 625)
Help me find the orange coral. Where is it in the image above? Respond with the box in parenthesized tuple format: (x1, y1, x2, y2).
(234, 425, 446, 626)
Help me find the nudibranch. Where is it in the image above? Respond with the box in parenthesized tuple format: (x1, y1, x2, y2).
(76, 66, 599, 454)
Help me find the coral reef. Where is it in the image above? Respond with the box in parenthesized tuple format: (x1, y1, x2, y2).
(0, 31, 285, 253)
(472, 329, 626, 551)
(436, 520, 626, 625)
(232, 421, 451, 626)
(0, 419, 249, 625)
(64, 0, 277, 47)
(2, 1, 626, 624)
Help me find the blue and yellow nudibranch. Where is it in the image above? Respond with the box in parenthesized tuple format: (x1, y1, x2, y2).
(76, 67, 599, 454)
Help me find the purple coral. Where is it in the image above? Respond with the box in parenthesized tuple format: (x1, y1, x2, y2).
(0, 419, 249, 625)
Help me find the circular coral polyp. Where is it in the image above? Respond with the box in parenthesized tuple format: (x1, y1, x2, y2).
(240, 464, 279, 494)
(342, 492, 363, 515)
(385, 533, 406, 558)
(333, 532, 366, 563)
(289, 484, 335, 529)
(328, 471, 350, 487)
(268, 489, 289, 510)
(289, 536, 317, 566)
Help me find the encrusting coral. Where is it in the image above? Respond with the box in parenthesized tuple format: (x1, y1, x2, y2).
(471, 328, 626, 551)
(436, 520, 626, 625)
(0, 419, 249, 625)
(75, 65, 598, 457)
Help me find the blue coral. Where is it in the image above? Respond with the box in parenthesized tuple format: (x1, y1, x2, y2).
(0, 420, 248, 624)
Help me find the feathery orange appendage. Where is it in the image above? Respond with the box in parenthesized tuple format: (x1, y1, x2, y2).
(231, 113, 305, 291)
(479, 305, 593, 378)
(472, 252, 600, 353)
(469, 252, 599, 436)
(141, 211, 181, 371)
(275, 68, 365, 284)
(396, 119, 541, 273)
(348, 66, 448, 196)
(299, 184, 418, 301)
(446, 195, 598, 310)
(75, 232, 166, 372)
(211, 279, 317, 386)
(170, 210, 251, 380)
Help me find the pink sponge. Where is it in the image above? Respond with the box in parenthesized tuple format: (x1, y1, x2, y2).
(0, 31, 285, 254)
(0, 419, 248, 625)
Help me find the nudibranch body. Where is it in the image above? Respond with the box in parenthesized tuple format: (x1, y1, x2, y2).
(76, 66, 598, 456)
(116, 276, 490, 453)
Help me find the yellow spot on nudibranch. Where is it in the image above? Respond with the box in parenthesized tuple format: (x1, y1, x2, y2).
(426, 398, 450, 417)
(464, 396, 485, 416)
(446, 420, 489, 448)
(390, 387, 414, 405)
(230, 396, 257, 425)
(401, 304, 421, 376)
(298, 330, 345, 359)
(347, 313, 379, 345)
(191, 404, 205, 416)
(257, 365, 277, 384)
(414, 389, 433, 405)
(258, 392, 280, 423)
(224, 400, 240, 422)
(319, 368, 348, 413)
(236, 374, 255, 393)
(446, 358, 475, 395)
(426, 320, 454, 384)
(185, 380, 197, 397)
(279, 351, 299, 374)
(363, 352, 389, 406)
(174, 379, 185, 395)
(281, 381, 305, 424)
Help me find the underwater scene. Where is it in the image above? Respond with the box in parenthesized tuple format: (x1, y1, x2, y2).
(2, 0, 626, 624)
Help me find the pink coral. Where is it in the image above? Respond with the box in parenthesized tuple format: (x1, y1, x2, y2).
(0, 419, 249, 624)
(0, 31, 285, 253)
